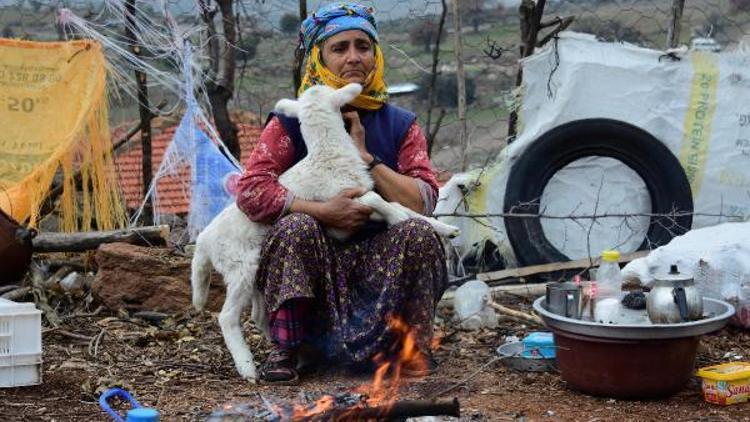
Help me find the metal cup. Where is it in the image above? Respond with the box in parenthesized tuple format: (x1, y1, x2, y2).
(546, 282, 582, 319)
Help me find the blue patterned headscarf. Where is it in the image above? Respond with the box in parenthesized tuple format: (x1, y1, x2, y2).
(300, 2, 379, 55)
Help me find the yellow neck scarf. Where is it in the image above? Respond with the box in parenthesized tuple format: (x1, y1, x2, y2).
(298, 43, 388, 110)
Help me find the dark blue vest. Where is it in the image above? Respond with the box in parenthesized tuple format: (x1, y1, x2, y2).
(267, 103, 417, 170)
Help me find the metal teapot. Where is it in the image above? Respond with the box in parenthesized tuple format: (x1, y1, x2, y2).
(647, 264, 703, 323)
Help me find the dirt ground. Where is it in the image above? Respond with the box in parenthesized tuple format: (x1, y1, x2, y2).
(2, 290, 750, 422)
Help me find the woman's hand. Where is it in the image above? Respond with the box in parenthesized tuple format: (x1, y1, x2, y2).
(343, 111, 373, 163)
(315, 187, 372, 231)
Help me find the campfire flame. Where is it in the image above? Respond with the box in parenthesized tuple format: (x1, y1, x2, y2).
(289, 315, 431, 421)
(349, 316, 428, 417)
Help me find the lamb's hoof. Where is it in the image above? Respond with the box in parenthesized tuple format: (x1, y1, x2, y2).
(237, 362, 258, 382)
(435, 224, 461, 238)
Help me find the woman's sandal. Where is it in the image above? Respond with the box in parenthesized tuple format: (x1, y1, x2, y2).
(259, 348, 300, 386)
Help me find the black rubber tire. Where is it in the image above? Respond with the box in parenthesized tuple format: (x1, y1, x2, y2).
(503, 118, 693, 268)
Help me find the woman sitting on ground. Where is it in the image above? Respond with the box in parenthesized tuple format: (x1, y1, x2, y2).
(236, 2, 448, 385)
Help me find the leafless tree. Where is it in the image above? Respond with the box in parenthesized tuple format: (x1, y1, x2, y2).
(425, 0, 448, 156)
(198, 0, 241, 160)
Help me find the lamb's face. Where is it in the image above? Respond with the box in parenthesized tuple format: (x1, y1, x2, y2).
(297, 84, 363, 119)
(297, 85, 344, 120)
(274, 83, 363, 148)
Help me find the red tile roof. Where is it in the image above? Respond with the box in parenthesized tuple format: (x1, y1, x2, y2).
(115, 123, 262, 215)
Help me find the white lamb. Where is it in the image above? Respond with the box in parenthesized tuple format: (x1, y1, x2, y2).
(191, 83, 461, 381)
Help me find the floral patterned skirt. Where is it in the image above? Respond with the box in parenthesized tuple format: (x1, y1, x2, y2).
(255, 213, 448, 362)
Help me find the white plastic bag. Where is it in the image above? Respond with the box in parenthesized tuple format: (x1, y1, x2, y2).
(621, 222, 750, 329)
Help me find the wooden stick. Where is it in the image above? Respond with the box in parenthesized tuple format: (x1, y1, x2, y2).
(666, 0, 686, 49)
(313, 398, 460, 421)
(440, 283, 547, 307)
(54, 329, 93, 341)
(43, 258, 87, 272)
(32, 225, 170, 252)
(476, 250, 649, 283)
(43, 266, 75, 291)
(487, 300, 543, 326)
(1, 287, 31, 301)
(451, 0, 469, 171)
(60, 305, 105, 321)
(0, 285, 19, 295)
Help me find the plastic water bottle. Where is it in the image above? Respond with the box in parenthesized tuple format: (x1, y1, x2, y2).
(593, 250, 651, 324)
(594, 250, 625, 324)
(597, 250, 623, 300)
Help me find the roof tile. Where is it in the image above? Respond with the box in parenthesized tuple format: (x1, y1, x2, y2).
(115, 123, 261, 214)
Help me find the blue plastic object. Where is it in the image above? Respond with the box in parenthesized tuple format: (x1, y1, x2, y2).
(522, 331, 556, 359)
(125, 408, 160, 422)
(99, 388, 160, 422)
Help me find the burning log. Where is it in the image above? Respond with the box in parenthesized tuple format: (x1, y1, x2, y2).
(319, 398, 460, 421)
(209, 396, 460, 421)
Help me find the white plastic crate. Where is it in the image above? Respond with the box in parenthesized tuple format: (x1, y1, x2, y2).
(0, 297, 42, 387)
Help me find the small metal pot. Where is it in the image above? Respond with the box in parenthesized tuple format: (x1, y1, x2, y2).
(647, 265, 703, 323)
(546, 282, 582, 319)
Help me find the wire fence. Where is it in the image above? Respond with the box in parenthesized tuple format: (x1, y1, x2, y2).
(1, 0, 749, 176)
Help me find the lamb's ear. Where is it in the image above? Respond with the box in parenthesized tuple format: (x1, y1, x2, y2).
(332, 83, 363, 108)
(274, 99, 300, 118)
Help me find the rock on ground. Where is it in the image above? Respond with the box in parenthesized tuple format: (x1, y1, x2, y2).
(92, 242, 225, 313)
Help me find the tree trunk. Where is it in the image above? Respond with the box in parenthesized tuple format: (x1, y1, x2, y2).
(124, 0, 153, 225)
(507, 0, 546, 141)
(452, 0, 469, 171)
(293, 0, 307, 96)
(425, 0, 448, 156)
(201, 0, 240, 160)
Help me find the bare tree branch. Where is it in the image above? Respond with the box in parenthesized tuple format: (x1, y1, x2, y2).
(426, 0, 448, 156)
(536, 16, 575, 47)
(482, 36, 505, 60)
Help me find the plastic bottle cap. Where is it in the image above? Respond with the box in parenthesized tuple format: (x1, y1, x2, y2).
(127, 407, 160, 422)
(601, 250, 620, 262)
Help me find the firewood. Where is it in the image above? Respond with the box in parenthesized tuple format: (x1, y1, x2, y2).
(32, 225, 170, 252)
(440, 283, 547, 306)
(311, 398, 460, 421)
(487, 300, 544, 326)
(475, 250, 649, 284)
(0, 287, 31, 301)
